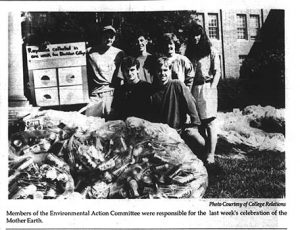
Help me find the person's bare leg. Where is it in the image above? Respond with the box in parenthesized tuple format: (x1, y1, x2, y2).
(185, 127, 205, 147)
(182, 127, 206, 162)
(199, 123, 208, 153)
(206, 119, 217, 164)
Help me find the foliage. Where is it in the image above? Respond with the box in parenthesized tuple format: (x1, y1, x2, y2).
(22, 11, 195, 55)
(217, 78, 249, 111)
(240, 48, 285, 108)
(217, 47, 285, 110)
(22, 12, 96, 45)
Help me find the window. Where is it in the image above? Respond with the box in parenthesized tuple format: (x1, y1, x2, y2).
(196, 13, 205, 28)
(237, 14, 247, 39)
(250, 14, 260, 40)
(239, 55, 247, 68)
(208, 13, 219, 39)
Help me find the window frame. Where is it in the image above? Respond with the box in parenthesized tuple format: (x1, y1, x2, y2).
(208, 13, 219, 40)
(249, 14, 260, 40)
(236, 14, 248, 40)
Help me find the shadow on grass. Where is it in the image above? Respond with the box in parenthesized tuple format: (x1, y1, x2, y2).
(203, 149, 285, 198)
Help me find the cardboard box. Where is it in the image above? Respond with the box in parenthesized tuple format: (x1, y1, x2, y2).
(59, 85, 85, 105)
(27, 42, 89, 106)
(35, 87, 59, 106)
(33, 68, 57, 88)
(58, 66, 83, 86)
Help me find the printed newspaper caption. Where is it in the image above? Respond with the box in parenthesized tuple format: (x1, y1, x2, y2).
(6, 201, 287, 224)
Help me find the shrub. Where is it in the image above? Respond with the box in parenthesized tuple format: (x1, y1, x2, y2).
(217, 78, 249, 111)
(240, 48, 285, 108)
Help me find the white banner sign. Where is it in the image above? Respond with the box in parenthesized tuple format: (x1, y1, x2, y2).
(26, 42, 86, 61)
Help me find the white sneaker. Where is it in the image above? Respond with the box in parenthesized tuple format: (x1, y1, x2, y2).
(206, 153, 215, 164)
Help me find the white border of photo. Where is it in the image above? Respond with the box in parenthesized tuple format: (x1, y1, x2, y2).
(0, 0, 296, 229)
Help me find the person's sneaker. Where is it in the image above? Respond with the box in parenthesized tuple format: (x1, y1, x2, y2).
(206, 153, 215, 164)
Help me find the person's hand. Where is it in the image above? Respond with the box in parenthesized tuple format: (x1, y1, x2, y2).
(184, 126, 199, 136)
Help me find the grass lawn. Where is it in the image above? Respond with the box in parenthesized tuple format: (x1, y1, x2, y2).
(204, 150, 285, 198)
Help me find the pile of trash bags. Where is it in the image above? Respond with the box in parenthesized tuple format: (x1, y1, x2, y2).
(9, 110, 208, 199)
(216, 105, 285, 156)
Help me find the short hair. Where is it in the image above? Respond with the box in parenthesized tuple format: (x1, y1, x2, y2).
(102, 25, 116, 34)
(154, 57, 172, 71)
(161, 33, 181, 50)
(135, 29, 150, 40)
(121, 56, 140, 71)
(96, 25, 116, 41)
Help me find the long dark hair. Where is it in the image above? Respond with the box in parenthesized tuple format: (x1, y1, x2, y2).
(185, 23, 212, 60)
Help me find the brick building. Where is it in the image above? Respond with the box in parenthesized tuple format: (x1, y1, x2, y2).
(191, 9, 270, 78)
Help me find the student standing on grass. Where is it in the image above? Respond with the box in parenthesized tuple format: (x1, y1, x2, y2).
(135, 32, 155, 84)
(111, 56, 153, 121)
(159, 33, 195, 90)
(185, 23, 221, 165)
(151, 57, 205, 160)
(85, 25, 125, 119)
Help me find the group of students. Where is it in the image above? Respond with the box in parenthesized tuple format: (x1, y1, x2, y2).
(84, 23, 221, 165)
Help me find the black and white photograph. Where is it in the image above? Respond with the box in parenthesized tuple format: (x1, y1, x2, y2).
(1, 0, 295, 229)
(7, 8, 285, 199)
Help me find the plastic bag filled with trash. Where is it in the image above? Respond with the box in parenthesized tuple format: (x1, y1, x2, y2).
(216, 105, 285, 154)
(9, 111, 208, 199)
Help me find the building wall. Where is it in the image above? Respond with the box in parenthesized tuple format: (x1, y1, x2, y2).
(195, 9, 270, 78)
(222, 9, 270, 78)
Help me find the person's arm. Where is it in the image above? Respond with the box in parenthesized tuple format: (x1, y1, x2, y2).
(210, 49, 221, 88)
(110, 87, 125, 120)
(183, 56, 195, 90)
(111, 50, 125, 88)
(86, 49, 98, 95)
(180, 82, 201, 126)
(144, 84, 155, 121)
